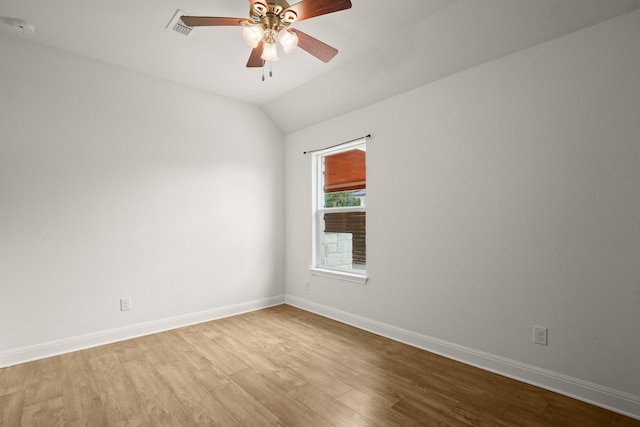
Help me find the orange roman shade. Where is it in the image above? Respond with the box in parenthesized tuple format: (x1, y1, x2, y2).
(323, 149, 366, 193)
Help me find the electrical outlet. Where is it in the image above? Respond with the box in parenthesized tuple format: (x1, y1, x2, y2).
(533, 325, 547, 346)
(304, 281, 310, 292)
(120, 297, 131, 311)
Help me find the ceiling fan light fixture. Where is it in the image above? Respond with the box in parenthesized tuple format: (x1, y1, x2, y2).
(242, 23, 265, 48)
(261, 41, 279, 62)
(182, 0, 352, 70)
(278, 29, 298, 53)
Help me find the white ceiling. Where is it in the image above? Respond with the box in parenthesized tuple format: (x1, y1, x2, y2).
(1, 0, 639, 133)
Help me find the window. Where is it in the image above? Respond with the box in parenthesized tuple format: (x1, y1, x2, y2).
(312, 139, 366, 281)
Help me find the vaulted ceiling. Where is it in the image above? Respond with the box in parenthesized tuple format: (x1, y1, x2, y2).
(1, 0, 639, 132)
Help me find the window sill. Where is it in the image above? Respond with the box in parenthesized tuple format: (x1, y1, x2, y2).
(309, 268, 368, 284)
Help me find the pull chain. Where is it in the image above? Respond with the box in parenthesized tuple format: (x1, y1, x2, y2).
(261, 62, 274, 82)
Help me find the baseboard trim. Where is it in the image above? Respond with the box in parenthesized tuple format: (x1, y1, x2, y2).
(0, 294, 285, 368)
(285, 295, 640, 420)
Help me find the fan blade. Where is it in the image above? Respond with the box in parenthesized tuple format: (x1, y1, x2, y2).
(247, 41, 266, 68)
(284, 0, 352, 22)
(180, 16, 248, 27)
(292, 29, 338, 63)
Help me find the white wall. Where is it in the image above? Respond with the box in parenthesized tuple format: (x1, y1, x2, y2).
(0, 35, 285, 361)
(285, 10, 640, 416)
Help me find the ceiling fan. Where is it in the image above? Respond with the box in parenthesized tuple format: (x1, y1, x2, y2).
(181, 0, 352, 69)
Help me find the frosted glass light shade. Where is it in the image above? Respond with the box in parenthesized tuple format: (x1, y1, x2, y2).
(242, 24, 264, 48)
(278, 29, 298, 53)
(261, 41, 279, 61)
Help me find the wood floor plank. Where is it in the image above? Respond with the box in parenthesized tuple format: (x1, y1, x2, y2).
(338, 388, 423, 427)
(277, 351, 353, 398)
(213, 332, 306, 393)
(112, 336, 147, 364)
(213, 381, 283, 426)
(176, 329, 249, 375)
(121, 359, 195, 426)
(154, 362, 242, 426)
(0, 305, 638, 426)
(60, 351, 105, 424)
(87, 353, 130, 394)
(346, 363, 417, 406)
(88, 352, 150, 426)
(230, 367, 332, 426)
(190, 365, 232, 393)
(0, 390, 25, 426)
(542, 396, 617, 426)
(482, 377, 550, 415)
(611, 413, 640, 427)
(501, 403, 558, 427)
(64, 414, 108, 427)
(0, 363, 31, 396)
(251, 318, 371, 399)
(288, 382, 375, 426)
(23, 356, 62, 407)
(450, 400, 515, 427)
(392, 394, 467, 427)
(253, 312, 424, 405)
(61, 372, 104, 424)
(21, 396, 64, 426)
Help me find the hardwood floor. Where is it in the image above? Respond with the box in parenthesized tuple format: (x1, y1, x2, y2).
(1, 304, 638, 426)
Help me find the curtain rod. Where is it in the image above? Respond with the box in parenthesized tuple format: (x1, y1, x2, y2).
(303, 134, 371, 155)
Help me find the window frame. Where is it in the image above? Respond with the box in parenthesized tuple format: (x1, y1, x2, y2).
(310, 138, 368, 284)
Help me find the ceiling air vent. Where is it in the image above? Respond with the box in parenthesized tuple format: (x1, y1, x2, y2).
(166, 9, 192, 37)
